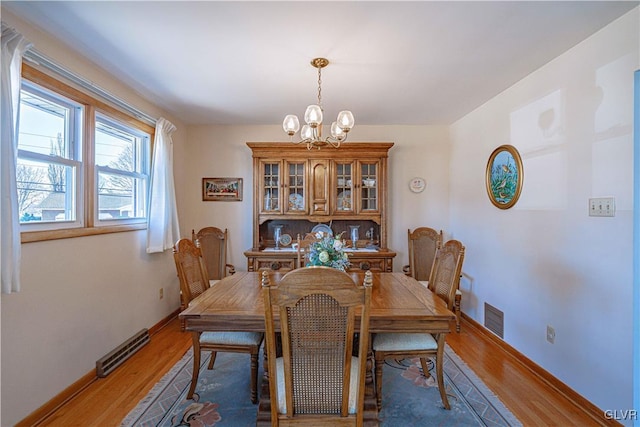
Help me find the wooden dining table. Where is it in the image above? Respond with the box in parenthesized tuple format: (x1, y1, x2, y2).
(180, 270, 456, 426)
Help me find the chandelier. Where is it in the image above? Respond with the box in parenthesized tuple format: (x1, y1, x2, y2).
(282, 57, 355, 150)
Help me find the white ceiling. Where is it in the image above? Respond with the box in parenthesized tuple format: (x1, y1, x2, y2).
(3, 1, 638, 126)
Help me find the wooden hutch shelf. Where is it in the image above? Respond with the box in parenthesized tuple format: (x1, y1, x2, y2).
(244, 142, 396, 272)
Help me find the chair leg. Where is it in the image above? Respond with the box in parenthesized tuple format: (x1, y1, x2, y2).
(375, 357, 384, 410)
(419, 358, 431, 379)
(455, 293, 462, 332)
(207, 351, 217, 370)
(250, 352, 259, 404)
(187, 333, 201, 399)
(179, 300, 186, 332)
(435, 334, 450, 410)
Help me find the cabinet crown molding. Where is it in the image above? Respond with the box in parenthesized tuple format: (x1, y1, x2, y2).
(246, 142, 394, 159)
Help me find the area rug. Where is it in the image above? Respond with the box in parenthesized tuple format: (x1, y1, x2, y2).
(122, 345, 521, 427)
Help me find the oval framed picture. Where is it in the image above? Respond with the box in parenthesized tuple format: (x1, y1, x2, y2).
(485, 145, 523, 209)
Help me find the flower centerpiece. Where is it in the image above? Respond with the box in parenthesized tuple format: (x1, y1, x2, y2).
(306, 232, 350, 271)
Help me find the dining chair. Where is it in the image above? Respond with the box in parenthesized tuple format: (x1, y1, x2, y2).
(429, 239, 463, 332)
(173, 238, 263, 403)
(428, 239, 465, 326)
(262, 267, 373, 426)
(402, 227, 442, 283)
(191, 226, 236, 285)
(295, 232, 319, 268)
(373, 239, 465, 411)
(402, 228, 463, 332)
(174, 238, 211, 314)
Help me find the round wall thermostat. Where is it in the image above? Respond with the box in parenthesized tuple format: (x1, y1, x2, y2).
(409, 177, 426, 193)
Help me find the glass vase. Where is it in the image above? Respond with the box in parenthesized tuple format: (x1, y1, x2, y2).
(273, 225, 283, 250)
(349, 225, 360, 250)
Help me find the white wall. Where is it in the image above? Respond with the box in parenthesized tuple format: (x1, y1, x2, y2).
(1, 10, 185, 426)
(180, 125, 450, 271)
(449, 9, 638, 419)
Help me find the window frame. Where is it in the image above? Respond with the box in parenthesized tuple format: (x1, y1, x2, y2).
(17, 80, 85, 231)
(20, 64, 155, 243)
(94, 112, 150, 226)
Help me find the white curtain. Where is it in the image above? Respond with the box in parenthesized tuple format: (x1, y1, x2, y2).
(1, 25, 32, 294)
(146, 117, 180, 253)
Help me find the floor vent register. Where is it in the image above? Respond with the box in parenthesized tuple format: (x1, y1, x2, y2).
(96, 328, 150, 377)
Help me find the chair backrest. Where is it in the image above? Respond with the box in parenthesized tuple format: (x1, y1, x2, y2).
(407, 227, 443, 281)
(192, 227, 229, 280)
(262, 267, 372, 425)
(296, 233, 319, 268)
(427, 239, 465, 311)
(173, 238, 211, 308)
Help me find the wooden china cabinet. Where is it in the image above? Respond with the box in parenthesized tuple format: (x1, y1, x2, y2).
(244, 142, 396, 273)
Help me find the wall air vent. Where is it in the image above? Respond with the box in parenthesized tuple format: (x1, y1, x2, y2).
(484, 303, 504, 339)
(96, 329, 150, 377)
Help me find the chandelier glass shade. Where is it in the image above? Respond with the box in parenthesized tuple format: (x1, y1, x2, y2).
(283, 58, 354, 150)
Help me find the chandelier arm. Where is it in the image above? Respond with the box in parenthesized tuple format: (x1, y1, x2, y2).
(292, 137, 312, 145)
(324, 136, 344, 149)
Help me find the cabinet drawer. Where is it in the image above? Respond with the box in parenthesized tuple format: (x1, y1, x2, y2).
(253, 258, 296, 272)
(347, 257, 390, 273)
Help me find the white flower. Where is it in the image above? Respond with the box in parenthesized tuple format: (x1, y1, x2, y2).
(318, 251, 330, 263)
(306, 231, 350, 271)
(315, 231, 325, 239)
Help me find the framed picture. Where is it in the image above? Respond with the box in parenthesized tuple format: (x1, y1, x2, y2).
(202, 177, 243, 201)
(485, 145, 523, 209)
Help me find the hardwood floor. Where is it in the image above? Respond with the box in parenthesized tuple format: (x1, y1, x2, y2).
(31, 317, 191, 427)
(30, 315, 614, 426)
(446, 317, 616, 426)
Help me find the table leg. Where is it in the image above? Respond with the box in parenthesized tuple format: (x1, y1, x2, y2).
(436, 333, 450, 410)
(257, 338, 272, 426)
(363, 334, 380, 426)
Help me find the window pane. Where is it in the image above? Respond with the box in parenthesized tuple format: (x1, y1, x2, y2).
(17, 158, 76, 223)
(98, 171, 147, 219)
(18, 89, 75, 158)
(96, 120, 138, 172)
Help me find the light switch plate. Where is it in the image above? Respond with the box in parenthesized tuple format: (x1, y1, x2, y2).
(589, 197, 615, 217)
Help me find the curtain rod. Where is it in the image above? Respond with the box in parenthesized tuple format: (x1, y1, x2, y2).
(22, 49, 157, 127)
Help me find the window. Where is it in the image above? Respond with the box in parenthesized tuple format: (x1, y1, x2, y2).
(17, 65, 153, 242)
(95, 114, 149, 224)
(17, 82, 83, 229)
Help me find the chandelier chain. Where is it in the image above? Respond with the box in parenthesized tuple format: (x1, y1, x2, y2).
(317, 65, 322, 109)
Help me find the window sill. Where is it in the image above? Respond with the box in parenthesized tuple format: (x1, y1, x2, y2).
(21, 223, 146, 243)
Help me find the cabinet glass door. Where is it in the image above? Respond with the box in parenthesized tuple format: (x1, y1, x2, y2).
(262, 162, 280, 212)
(359, 161, 378, 212)
(335, 162, 354, 213)
(285, 161, 306, 213)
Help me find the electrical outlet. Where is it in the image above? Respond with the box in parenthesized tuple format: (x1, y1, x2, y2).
(589, 197, 615, 217)
(159, 288, 164, 300)
(546, 325, 555, 344)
